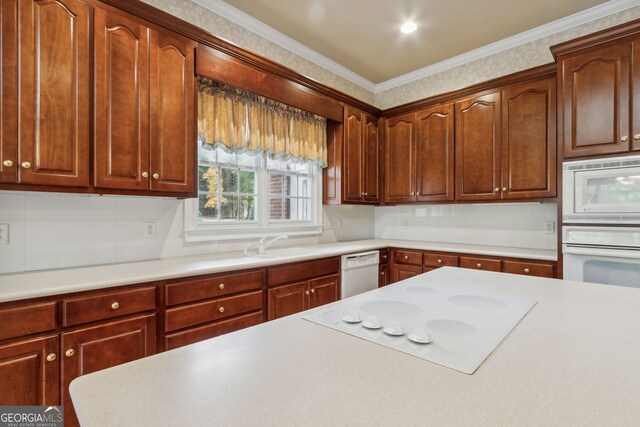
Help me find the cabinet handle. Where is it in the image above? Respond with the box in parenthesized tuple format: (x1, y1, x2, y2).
(111, 301, 120, 310)
(218, 306, 225, 313)
(305, 290, 310, 295)
(476, 263, 482, 268)
(494, 187, 499, 192)
(621, 136, 629, 142)
(152, 173, 159, 179)
(310, 288, 315, 293)
(502, 187, 507, 192)
(141, 171, 149, 178)
(2, 160, 13, 167)
(219, 283, 225, 290)
(21, 161, 31, 169)
(437, 259, 442, 264)
(65, 349, 75, 357)
(46, 353, 57, 362)
(524, 268, 530, 274)
(634, 134, 640, 140)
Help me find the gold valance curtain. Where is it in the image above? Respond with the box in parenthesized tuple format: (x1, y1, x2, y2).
(197, 77, 327, 167)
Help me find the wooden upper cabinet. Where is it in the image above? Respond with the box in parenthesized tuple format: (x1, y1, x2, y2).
(455, 92, 501, 201)
(632, 40, 640, 151)
(94, 6, 150, 191)
(363, 114, 380, 202)
(149, 29, 196, 193)
(384, 113, 416, 203)
(416, 103, 454, 202)
(0, 0, 89, 187)
(501, 78, 556, 199)
(343, 107, 364, 201)
(559, 43, 631, 158)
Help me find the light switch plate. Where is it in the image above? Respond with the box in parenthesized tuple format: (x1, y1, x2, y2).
(0, 223, 8, 245)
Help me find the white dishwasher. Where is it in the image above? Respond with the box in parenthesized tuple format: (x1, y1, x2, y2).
(340, 251, 380, 299)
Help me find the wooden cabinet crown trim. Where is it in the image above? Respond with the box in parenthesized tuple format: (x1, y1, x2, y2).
(550, 17, 640, 58)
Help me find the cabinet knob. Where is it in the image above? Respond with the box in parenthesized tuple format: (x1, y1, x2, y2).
(218, 306, 225, 313)
(621, 136, 629, 142)
(476, 263, 482, 268)
(2, 160, 13, 167)
(380, 271, 385, 275)
(494, 187, 499, 192)
(21, 161, 31, 169)
(411, 192, 415, 196)
(634, 134, 640, 141)
(502, 187, 507, 192)
(416, 192, 421, 196)
(524, 268, 530, 274)
(111, 301, 120, 310)
(141, 171, 149, 178)
(310, 288, 315, 293)
(219, 283, 225, 290)
(437, 259, 443, 264)
(382, 254, 387, 259)
(305, 290, 310, 295)
(65, 349, 75, 357)
(404, 255, 409, 260)
(364, 192, 368, 196)
(152, 173, 159, 179)
(46, 353, 57, 362)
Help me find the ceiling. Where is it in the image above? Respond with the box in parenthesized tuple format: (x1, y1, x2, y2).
(211, 0, 613, 86)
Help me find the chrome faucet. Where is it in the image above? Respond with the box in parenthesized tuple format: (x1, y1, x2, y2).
(258, 234, 288, 254)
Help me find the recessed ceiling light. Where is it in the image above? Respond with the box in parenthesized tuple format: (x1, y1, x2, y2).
(400, 22, 417, 34)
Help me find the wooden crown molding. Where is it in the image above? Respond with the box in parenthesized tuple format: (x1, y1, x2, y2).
(550, 17, 640, 58)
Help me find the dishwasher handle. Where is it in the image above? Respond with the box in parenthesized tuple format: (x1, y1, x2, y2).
(341, 251, 380, 269)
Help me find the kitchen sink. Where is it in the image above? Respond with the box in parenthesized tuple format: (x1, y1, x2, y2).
(249, 247, 330, 258)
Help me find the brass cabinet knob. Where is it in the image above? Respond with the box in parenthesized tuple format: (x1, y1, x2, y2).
(621, 136, 629, 142)
(141, 171, 149, 178)
(476, 263, 482, 268)
(411, 192, 415, 196)
(404, 255, 409, 260)
(524, 268, 530, 274)
(364, 192, 368, 196)
(218, 306, 225, 313)
(416, 192, 420, 196)
(305, 290, 310, 296)
(380, 271, 385, 275)
(152, 173, 159, 179)
(634, 134, 640, 140)
(502, 187, 507, 192)
(382, 254, 387, 259)
(111, 301, 120, 310)
(46, 353, 57, 362)
(310, 288, 315, 293)
(494, 187, 499, 192)
(219, 283, 225, 290)
(65, 349, 75, 357)
(2, 160, 13, 167)
(437, 259, 443, 264)
(21, 161, 31, 169)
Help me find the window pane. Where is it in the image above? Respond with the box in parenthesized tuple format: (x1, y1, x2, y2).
(269, 173, 284, 195)
(239, 170, 256, 195)
(198, 194, 219, 221)
(239, 196, 256, 221)
(284, 174, 296, 196)
(221, 168, 238, 192)
(220, 197, 239, 220)
(199, 166, 220, 192)
(269, 197, 283, 220)
(300, 198, 310, 220)
(283, 198, 298, 221)
(298, 176, 310, 197)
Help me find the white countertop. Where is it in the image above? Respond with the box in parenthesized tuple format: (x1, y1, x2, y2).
(0, 239, 556, 303)
(70, 267, 640, 426)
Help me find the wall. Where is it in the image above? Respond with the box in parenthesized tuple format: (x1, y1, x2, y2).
(375, 203, 557, 250)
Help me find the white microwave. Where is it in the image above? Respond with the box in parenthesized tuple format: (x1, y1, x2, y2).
(563, 155, 640, 224)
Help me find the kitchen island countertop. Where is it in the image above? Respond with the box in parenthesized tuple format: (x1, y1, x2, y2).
(70, 267, 640, 426)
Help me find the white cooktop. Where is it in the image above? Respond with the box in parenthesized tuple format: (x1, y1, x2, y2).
(303, 274, 536, 374)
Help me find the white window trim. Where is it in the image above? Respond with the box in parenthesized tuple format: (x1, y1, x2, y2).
(183, 161, 324, 243)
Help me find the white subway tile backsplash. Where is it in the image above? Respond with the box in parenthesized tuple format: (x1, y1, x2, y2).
(26, 193, 59, 221)
(59, 195, 91, 221)
(89, 220, 117, 243)
(25, 244, 59, 271)
(26, 221, 59, 246)
(59, 221, 90, 245)
(60, 244, 90, 268)
(0, 192, 26, 221)
(88, 242, 117, 266)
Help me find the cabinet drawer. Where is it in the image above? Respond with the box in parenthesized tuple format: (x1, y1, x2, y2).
(423, 253, 459, 268)
(379, 249, 390, 265)
(393, 250, 422, 265)
(459, 256, 501, 272)
(165, 291, 262, 332)
(63, 287, 156, 327)
(0, 302, 57, 341)
(267, 257, 339, 287)
(165, 311, 263, 350)
(503, 260, 555, 278)
(165, 270, 262, 306)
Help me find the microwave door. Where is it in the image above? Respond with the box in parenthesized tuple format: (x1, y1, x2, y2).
(574, 168, 640, 214)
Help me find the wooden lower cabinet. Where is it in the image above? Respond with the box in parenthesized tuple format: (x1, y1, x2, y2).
(268, 274, 340, 320)
(392, 263, 423, 283)
(0, 335, 59, 406)
(309, 275, 339, 309)
(379, 264, 390, 287)
(61, 314, 156, 427)
(503, 260, 555, 278)
(459, 256, 502, 272)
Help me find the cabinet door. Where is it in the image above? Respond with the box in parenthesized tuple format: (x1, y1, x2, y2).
(343, 107, 363, 201)
(363, 114, 380, 202)
(455, 92, 501, 201)
(61, 314, 156, 427)
(560, 44, 630, 158)
(384, 113, 416, 203)
(149, 28, 196, 193)
(309, 274, 339, 309)
(378, 264, 389, 287)
(416, 103, 454, 202)
(94, 6, 150, 190)
(0, 335, 59, 406)
(267, 281, 308, 320)
(391, 263, 422, 283)
(501, 78, 556, 199)
(17, 0, 89, 187)
(632, 40, 640, 151)
(0, 0, 18, 183)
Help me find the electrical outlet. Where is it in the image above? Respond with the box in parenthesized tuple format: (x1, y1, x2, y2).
(402, 219, 409, 227)
(144, 222, 156, 239)
(0, 224, 8, 245)
(544, 221, 555, 234)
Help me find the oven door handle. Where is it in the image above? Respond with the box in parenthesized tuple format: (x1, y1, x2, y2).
(564, 244, 640, 259)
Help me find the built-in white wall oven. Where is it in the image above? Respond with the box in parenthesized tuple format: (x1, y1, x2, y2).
(562, 155, 640, 288)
